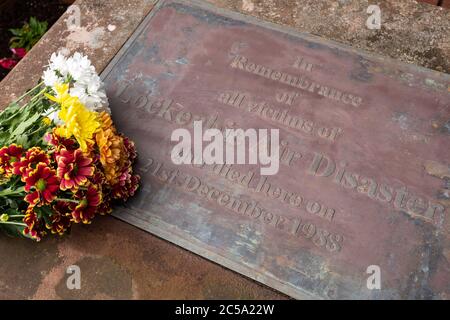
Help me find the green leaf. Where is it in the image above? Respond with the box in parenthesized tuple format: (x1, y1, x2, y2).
(35, 206, 53, 225)
(8, 17, 48, 52)
(8, 28, 22, 36)
(5, 198, 19, 210)
(9, 112, 40, 137)
(0, 103, 20, 125)
(29, 17, 37, 27)
(0, 186, 25, 197)
(0, 223, 26, 238)
(15, 134, 28, 147)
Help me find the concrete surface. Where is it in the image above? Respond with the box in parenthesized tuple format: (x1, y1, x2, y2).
(0, 0, 448, 299)
(0, 216, 285, 299)
(206, 0, 450, 73)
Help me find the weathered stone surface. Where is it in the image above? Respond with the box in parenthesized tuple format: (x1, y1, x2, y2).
(206, 0, 450, 73)
(0, 216, 282, 299)
(0, 0, 448, 300)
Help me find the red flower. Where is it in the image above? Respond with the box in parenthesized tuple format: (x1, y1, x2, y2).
(0, 57, 17, 70)
(12, 147, 50, 180)
(97, 196, 113, 215)
(46, 212, 72, 235)
(0, 144, 23, 177)
(10, 48, 26, 59)
(53, 200, 74, 216)
(71, 185, 102, 224)
(24, 163, 60, 207)
(91, 166, 107, 185)
(44, 128, 77, 151)
(111, 166, 140, 201)
(23, 206, 46, 241)
(122, 135, 137, 162)
(56, 148, 95, 190)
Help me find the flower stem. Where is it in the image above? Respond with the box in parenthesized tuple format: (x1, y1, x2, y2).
(0, 221, 26, 227)
(27, 125, 47, 137)
(28, 88, 47, 104)
(13, 81, 44, 104)
(55, 198, 79, 204)
(0, 186, 25, 197)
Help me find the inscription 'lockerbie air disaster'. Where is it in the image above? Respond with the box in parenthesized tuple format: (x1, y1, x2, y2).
(102, 0, 450, 300)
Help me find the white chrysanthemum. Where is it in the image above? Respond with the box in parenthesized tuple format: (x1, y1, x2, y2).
(65, 54, 96, 83)
(42, 51, 110, 113)
(46, 106, 63, 125)
(42, 69, 59, 87)
(69, 80, 109, 111)
(65, 53, 92, 82)
(48, 52, 69, 77)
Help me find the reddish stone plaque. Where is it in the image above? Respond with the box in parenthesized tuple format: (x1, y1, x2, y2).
(101, 0, 450, 299)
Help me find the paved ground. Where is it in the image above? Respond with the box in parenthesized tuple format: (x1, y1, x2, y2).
(0, 0, 449, 299)
(208, 0, 450, 73)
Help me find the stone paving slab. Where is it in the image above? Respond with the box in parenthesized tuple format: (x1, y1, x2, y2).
(206, 0, 450, 73)
(0, 0, 449, 299)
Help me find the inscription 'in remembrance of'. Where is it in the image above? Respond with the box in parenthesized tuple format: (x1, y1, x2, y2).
(230, 55, 363, 108)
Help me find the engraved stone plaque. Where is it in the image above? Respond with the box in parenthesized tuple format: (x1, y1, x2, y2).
(101, 0, 450, 299)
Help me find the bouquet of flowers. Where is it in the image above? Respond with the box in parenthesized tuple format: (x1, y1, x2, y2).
(0, 52, 140, 241)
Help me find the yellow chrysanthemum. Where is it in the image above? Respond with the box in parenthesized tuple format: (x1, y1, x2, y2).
(42, 117, 52, 126)
(46, 83, 100, 152)
(44, 83, 77, 112)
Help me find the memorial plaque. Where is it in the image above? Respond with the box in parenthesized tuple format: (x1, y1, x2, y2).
(101, 0, 450, 299)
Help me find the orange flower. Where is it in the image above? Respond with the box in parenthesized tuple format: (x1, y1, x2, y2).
(95, 112, 126, 184)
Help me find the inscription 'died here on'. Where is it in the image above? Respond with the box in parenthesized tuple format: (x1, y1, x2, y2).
(102, 0, 450, 299)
